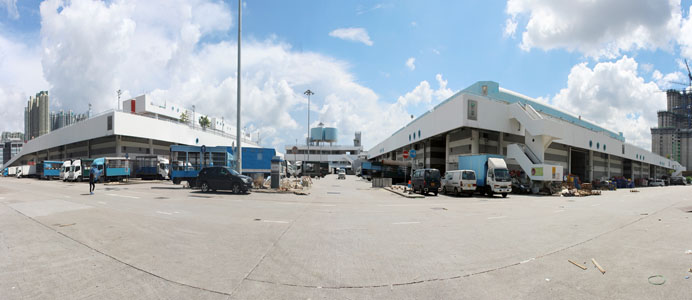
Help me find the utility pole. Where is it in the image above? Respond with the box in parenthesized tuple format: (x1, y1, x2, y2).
(236, 0, 242, 173)
(304, 89, 314, 162)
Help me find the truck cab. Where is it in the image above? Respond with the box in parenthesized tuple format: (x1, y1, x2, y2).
(60, 161, 72, 181)
(486, 157, 512, 197)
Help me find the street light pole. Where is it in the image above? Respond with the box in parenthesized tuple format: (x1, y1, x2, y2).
(235, 0, 242, 173)
(116, 89, 122, 111)
(304, 89, 314, 162)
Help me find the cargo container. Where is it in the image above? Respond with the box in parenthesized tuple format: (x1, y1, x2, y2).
(37, 160, 63, 180)
(91, 157, 131, 182)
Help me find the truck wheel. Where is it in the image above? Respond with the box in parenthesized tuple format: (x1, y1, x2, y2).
(173, 178, 180, 185)
(434, 191, 438, 196)
(502, 193, 507, 198)
(454, 188, 459, 197)
(442, 186, 447, 194)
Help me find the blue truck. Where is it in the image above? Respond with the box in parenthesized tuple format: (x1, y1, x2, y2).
(457, 154, 512, 197)
(169, 145, 276, 186)
(37, 160, 64, 180)
(91, 157, 131, 182)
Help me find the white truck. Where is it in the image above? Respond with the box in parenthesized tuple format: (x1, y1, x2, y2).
(60, 160, 72, 181)
(17, 165, 37, 178)
(7, 166, 17, 176)
(457, 154, 512, 197)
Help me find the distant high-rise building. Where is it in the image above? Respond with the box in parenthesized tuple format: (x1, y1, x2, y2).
(651, 89, 692, 171)
(24, 91, 50, 140)
(1, 132, 23, 165)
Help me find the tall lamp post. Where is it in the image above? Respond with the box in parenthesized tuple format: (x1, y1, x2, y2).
(116, 89, 122, 111)
(304, 89, 314, 162)
(235, 0, 242, 173)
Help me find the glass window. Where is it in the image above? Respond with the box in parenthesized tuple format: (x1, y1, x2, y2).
(463, 171, 476, 180)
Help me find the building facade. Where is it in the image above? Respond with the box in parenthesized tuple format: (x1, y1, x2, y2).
(1, 132, 24, 165)
(370, 81, 683, 184)
(285, 131, 364, 172)
(24, 91, 50, 140)
(651, 89, 692, 172)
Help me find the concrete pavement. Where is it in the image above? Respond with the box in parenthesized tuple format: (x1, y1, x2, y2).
(0, 175, 691, 299)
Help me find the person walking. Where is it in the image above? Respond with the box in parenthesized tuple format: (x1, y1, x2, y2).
(89, 165, 99, 195)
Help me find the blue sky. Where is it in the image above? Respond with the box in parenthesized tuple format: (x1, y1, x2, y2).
(1, 0, 692, 151)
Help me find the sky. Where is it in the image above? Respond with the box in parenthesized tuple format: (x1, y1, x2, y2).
(1, 0, 692, 153)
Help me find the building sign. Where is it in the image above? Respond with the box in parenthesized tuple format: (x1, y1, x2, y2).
(467, 99, 478, 121)
(531, 167, 543, 176)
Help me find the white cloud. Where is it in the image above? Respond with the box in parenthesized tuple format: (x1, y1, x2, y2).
(356, 3, 384, 15)
(0, 34, 49, 132)
(503, 18, 517, 38)
(505, 0, 681, 59)
(652, 69, 685, 89)
(0, 0, 18, 19)
(396, 74, 454, 108)
(540, 56, 664, 150)
(12, 0, 426, 150)
(410, 21, 417, 27)
(405, 57, 415, 70)
(328, 27, 373, 46)
(640, 63, 654, 74)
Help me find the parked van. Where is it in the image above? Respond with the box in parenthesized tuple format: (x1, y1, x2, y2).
(411, 168, 441, 196)
(441, 170, 477, 196)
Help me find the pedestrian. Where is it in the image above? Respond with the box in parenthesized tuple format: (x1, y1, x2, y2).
(89, 165, 99, 195)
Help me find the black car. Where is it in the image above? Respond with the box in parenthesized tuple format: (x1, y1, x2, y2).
(411, 168, 441, 196)
(197, 166, 253, 194)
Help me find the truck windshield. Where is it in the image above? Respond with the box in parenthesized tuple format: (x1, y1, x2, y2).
(494, 169, 511, 182)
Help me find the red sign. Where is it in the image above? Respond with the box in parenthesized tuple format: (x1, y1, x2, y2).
(403, 150, 409, 159)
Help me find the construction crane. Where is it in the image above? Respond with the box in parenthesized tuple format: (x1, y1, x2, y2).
(686, 59, 692, 87)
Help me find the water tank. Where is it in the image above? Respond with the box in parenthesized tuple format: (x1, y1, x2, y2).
(323, 127, 337, 142)
(311, 127, 324, 141)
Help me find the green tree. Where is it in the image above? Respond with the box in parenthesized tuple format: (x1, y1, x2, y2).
(180, 111, 189, 123)
(199, 115, 211, 129)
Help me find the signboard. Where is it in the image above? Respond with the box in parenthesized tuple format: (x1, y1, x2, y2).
(467, 99, 478, 120)
(403, 150, 409, 159)
(409, 149, 417, 159)
(292, 146, 298, 154)
(531, 167, 543, 176)
(201, 145, 206, 153)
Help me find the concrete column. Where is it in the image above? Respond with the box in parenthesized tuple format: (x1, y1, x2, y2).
(498, 132, 504, 156)
(607, 154, 611, 178)
(588, 150, 594, 182)
(87, 140, 91, 158)
(445, 133, 450, 171)
(115, 135, 122, 157)
(568, 147, 572, 175)
(149, 139, 154, 156)
(471, 129, 479, 154)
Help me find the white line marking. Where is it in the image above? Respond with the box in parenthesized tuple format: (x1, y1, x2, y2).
(0, 197, 4, 200)
(380, 204, 441, 207)
(591, 204, 600, 207)
(106, 194, 140, 199)
(261, 220, 289, 224)
(156, 211, 173, 215)
(320, 204, 336, 207)
(392, 221, 420, 225)
(520, 258, 535, 264)
(554, 210, 565, 213)
(487, 216, 507, 220)
(97, 201, 107, 205)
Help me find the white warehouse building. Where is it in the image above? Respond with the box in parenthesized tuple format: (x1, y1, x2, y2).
(3, 95, 259, 169)
(368, 81, 685, 183)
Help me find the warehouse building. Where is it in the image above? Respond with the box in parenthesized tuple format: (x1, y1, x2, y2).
(3, 95, 259, 169)
(285, 124, 363, 172)
(369, 81, 684, 183)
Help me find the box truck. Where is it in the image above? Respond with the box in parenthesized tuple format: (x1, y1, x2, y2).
(458, 154, 512, 197)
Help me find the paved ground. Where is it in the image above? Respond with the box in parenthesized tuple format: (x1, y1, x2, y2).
(0, 175, 691, 299)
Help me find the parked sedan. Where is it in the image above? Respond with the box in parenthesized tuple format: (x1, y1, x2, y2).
(197, 166, 253, 194)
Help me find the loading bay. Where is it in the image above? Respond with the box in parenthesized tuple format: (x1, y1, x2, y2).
(0, 176, 691, 299)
